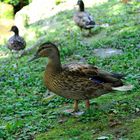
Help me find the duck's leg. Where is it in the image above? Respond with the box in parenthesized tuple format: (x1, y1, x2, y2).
(88, 29, 93, 36)
(11, 50, 14, 59)
(73, 100, 79, 112)
(83, 29, 92, 37)
(80, 27, 83, 32)
(85, 99, 90, 110)
(18, 50, 24, 58)
(80, 27, 85, 36)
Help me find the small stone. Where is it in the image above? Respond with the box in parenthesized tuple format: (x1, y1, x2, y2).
(100, 23, 110, 27)
(135, 108, 140, 112)
(63, 109, 84, 116)
(73, 111, 84, 116)
(93, 48, 123, 58)
(96, 136, 109, 140)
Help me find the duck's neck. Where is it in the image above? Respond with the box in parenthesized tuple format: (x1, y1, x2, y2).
(46, 56, 62, 73)
(14, 30, 19, 36)
(79, 1, 85, 11)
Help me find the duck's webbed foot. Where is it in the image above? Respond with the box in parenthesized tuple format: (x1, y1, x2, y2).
(63, 100, 84, 115)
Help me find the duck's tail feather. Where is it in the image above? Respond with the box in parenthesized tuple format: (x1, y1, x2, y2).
(111, 73, 125, 79)
(112, 85, 134, 91)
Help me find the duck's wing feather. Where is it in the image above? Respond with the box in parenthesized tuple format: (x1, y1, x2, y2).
(16, 36, 26, 47)
(63, 63, 124, 87)
(74, 12, 95, 28)
(63, 63, 98, 77)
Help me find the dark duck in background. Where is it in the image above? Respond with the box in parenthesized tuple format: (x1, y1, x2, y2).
(30, 42, 133, 112)
(73, 0, 96, 36)
(7, 26, 26, 57)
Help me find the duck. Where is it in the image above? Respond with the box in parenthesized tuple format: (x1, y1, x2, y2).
(7, 26, 26, 53)
(73, 0, 95, 36)
(122, 0, 129, 3)
(30, 42, 133, 112)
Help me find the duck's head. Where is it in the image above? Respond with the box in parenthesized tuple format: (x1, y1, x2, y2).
(29, 42, 60, 62)
(10, 26, 19, 35)
(77, 0, 83, 5)
(77, 0, 84, 11)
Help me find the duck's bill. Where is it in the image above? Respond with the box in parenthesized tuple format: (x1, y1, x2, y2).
(28, 55, 39, 62)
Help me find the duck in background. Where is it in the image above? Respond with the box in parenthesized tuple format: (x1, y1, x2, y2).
(121, 0, 129, 4)
(73, 0, 95, 36)
(7, 26, 26, 57)
(29, 42, 133, 112)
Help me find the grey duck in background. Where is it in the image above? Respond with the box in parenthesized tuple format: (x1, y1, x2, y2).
(7, 26, 26, 52)
(73, 0, 95, 36)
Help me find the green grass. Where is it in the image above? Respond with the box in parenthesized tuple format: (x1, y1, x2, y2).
(0, 2, 14, 19)
(0, 0, 140, 139)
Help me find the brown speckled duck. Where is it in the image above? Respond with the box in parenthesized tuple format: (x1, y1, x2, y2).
(73, 0, 95, 36)
(7, 26, 26, 52)
(30, 42, 133, 112)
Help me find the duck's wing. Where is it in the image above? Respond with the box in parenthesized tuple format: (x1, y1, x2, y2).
(63, 63, 124, 87)
(63, 63, 98, 77)
(74, 12, 95, 29)
(15, 36, 26, 49)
